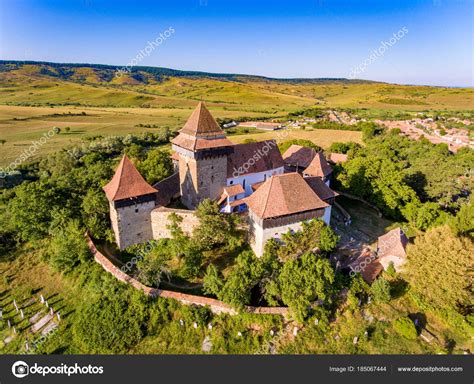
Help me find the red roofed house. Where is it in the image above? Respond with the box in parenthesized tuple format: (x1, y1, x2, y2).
(282, 144, 317, 172)
(303, 152, 333, 185)
(377, 227, 409, 271)
(218, 184, 247, 213)
(245, 173, 329, 256)
(344, 248, 383, 284)
(103, 155, 158, 249)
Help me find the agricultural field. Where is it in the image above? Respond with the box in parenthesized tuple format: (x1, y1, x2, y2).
(0, 62, 472, 167)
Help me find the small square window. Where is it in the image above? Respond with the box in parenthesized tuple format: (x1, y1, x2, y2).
(135, 208, 139, 213)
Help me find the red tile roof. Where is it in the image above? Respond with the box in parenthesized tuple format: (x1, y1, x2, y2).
(304, 152, 333, 178)
(218, 184, 246, 205)
(229, 198, 247, 207)
(224, 184, 245, 196)
(251, 181, 264, 191)
(346, 248, 383, 284)
(245, 173, 328, 219)
(103, 155, 158, 201)
(227, 140, 284, 178)
(171, 102, 234, 151)
(153, 172, 180, 206)
(282, 145, 317, 168)
(377, 228, 408, 260)
(328, 153, 348, 164)
(304, 176, 339, 201)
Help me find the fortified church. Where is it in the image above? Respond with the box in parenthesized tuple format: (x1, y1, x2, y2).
(103, 102, 339, 256)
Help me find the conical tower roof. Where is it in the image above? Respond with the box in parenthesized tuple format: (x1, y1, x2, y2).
(180, 101, 225, 136)
(171, 102, 234, 151)
(303, 152, 333, 178)
(103, 155, 158, 201)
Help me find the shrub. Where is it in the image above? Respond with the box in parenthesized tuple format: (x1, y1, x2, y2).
(370, 277, 391, 303)
(393, 317, 418, 340)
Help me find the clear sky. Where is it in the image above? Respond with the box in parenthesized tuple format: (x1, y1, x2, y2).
(0, 0, 472, 86)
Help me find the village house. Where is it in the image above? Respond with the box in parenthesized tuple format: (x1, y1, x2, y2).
(245, 173, 330, 257)
(103, 102, 339, 252)
(343, 227, 409, 284)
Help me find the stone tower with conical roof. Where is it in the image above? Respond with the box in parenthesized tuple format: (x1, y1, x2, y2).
(103, 155, 158, 249)
(171, 102, 234, 209)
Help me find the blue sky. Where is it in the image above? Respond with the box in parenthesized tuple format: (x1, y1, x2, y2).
(0, 0, 472, 86)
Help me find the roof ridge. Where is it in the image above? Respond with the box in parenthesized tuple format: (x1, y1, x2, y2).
(112, 155, 127, 200)
(261, 176, 275, 218)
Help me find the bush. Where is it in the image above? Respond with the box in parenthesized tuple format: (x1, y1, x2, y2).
(393, 317, 418, 340)
(370, 277, 391, 303)
(48, 220, 91, 274)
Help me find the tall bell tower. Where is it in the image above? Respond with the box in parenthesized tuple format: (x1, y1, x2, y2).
(171, 102, 234, 209)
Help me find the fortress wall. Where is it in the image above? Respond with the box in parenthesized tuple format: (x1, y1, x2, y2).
(86, 234, 288, 317)
(151, 206, 199, 239)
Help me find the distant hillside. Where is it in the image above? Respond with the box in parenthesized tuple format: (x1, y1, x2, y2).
(0, 60, 472, 112)
(0, 60, 373, 85)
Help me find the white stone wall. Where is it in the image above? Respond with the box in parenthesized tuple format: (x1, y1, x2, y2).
(226, 167, 284, 196)
(249, 218, 305, 257)
(379, 255, 406, 272)
(112, 200, 156, 249)
(323, 205, 332, 225)
(151, 207, 199, 239)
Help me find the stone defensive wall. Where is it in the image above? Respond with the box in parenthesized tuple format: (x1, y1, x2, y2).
(86, 235, 288, 317)
(151, 206, 200, 239)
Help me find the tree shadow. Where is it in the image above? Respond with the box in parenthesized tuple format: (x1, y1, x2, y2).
(50, 346, 68, 354)
(46, 293, 59, 301)
(445, 338, 456, 354)
(403, 171, 428, 201)
(408, 312, 427, 333)
(390, 278, 409, 299)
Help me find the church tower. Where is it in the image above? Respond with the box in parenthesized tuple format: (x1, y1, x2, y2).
(171, 102, 234, 209)
(103, 155, 158, 249)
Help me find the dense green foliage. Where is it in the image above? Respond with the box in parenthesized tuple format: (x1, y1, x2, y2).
(137, 148, 174, 185)
(193, 199, 243, 251)
(264, 219, 339, 262)
(266, 253, 335, 322)
(335, 130, 473, 228)
(404, 226, 472, 314)
(328, 141, 362, 155)
(47, 220, 91, 274)
(370, 277, 391, 303)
